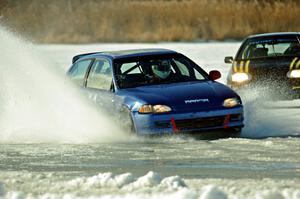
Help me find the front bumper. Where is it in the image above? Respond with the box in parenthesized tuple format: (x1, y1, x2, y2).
(131, 106, 244, 135)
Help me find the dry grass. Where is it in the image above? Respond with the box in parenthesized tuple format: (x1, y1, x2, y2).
(1, 0, 300, 43)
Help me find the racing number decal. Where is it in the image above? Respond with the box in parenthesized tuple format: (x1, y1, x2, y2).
(290, 57, 300, 70)
(233, 60, 250, 73)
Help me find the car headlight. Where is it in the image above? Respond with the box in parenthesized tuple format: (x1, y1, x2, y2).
(231, 72, 250, 83)
(138, 104, 172, 114)
(223, 98, 241, 108)
(287, 70, 300, 78)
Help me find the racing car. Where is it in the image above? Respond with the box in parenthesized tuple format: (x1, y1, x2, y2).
(67, 48, 244, 138)
(225, 32, 300, 99)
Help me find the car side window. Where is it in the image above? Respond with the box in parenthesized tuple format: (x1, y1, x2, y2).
(69, 59, 92, 86)
(86, 59, 113, 91)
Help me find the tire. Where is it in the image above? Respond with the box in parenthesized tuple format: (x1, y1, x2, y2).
(128, 114, 136, 134)
(118, 106, 136, 134)
(228, 127, 242, 138)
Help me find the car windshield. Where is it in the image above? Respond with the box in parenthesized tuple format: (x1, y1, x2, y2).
(238, 35, 300, 59)
(114, 54, 208, 89)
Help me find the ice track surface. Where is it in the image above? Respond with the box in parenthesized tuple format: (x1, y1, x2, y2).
(1, 27, 300, 199)
(1, 140, 300, 199)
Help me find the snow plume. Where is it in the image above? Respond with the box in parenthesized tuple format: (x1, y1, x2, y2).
(0, 26, 125, 143)
(240, 88, 300, 138)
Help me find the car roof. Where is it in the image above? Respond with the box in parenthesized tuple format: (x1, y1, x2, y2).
(247, 32, 300, 39)
(82, 48, 178, 60)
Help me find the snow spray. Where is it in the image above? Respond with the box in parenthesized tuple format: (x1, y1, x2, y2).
(0, 26, 126, 143)
(240, 88, 300, 138)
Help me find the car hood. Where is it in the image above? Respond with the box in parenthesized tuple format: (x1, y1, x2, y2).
(118, 81, 239, 112)
(232, 56, 298, 83)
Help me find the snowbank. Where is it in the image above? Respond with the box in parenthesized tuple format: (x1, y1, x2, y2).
(3, 172, 300, 199)
(68, 171, 186, 190)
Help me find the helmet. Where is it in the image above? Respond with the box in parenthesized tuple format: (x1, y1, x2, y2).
(151, 60, 171, 79)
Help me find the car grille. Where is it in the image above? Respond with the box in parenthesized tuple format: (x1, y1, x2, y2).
(175, 116, 224, 130)
(154, 114, 242, 130)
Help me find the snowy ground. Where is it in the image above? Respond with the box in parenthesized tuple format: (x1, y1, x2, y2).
(1, 139, 300, 199)
(1, 27, 300, 199)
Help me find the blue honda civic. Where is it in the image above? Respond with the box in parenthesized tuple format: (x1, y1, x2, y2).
(67, 49, 244, 138)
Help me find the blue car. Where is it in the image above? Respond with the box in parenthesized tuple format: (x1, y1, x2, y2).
(67, 49, 244, 138)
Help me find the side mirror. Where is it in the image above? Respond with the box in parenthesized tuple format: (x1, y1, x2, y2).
(209, 70, 221, 81)
(224, 56, 233, 64)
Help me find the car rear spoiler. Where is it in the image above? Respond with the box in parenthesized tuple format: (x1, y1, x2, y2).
(72, 52, 100, 64)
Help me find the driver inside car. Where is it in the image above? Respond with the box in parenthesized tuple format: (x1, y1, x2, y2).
(150, 59, 173, 83)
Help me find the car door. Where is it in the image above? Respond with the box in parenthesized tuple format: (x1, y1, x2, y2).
(85, 58, 117, 112)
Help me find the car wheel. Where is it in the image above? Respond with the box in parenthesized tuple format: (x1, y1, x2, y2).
(228, 127, 242, 138)
(120, 107, 136, 134)
(128, 114, 136, 134)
